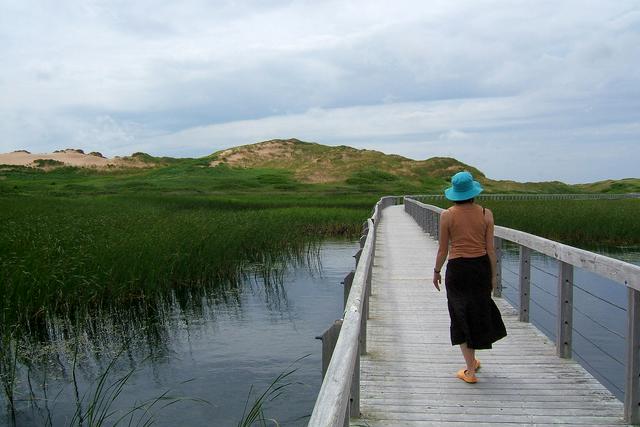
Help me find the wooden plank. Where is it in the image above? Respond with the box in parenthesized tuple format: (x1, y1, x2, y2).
(308, 217, 375, 426)
(352, 205, 628, 426)
(404, 198, 640, 291)
(494, 237, 503, 297)
(519, 245, 531, 321)
(557, 261, 573, 358)
(317, 320, 343, 379)
(341, 271, 354, 311)
(625, 287, 640, 424)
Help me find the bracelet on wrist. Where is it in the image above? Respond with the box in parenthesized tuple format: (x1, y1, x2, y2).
(434, 269, 441, 274)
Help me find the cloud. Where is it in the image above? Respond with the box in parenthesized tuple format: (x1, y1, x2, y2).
(0, 0, 638, 183)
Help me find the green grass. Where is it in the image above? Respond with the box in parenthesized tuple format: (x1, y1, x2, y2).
(0, 164, 380, 419)
(0, 193, 371, 330)
(424, 198, 640, 248)
(1, 162, 638, 333)
(0, 160, 638, 423)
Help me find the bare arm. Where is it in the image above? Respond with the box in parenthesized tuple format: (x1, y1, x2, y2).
(433, 210, 450, 291)
(485, 209, 497, 289)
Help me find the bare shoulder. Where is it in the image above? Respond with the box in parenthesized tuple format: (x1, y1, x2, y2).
(482, 206, 495, 222)
(440, 208, 451, 222)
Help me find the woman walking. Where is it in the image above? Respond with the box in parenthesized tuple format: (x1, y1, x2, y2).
(432, 171, 507, 383)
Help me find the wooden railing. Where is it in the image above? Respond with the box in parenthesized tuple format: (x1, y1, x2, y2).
(308, 196, 400, 427)
(404, 197, 640, 424)
(408, 193, 640, 201)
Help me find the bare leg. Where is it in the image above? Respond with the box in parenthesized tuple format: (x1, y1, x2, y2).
(460, 342, 476, 375)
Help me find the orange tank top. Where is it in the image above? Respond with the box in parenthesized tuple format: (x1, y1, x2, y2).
(447, 204, 487, 259)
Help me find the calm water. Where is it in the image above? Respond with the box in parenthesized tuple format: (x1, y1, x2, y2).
(500, 245, 639, 400)
(1, 240, 357, 427)
(2, 240, 636, 426)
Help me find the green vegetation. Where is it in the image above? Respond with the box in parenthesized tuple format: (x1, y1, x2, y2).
(33, 158, 64, 168)
(1, 139, 639, 424)
(424, 198, 640, 248)
(68, 344, 202, 427)
(207, 138, 640, 193)
(0, 162, 376, 421)
(0, 194, 373, 332)
(237, 355, 309, 427)
(1, 151, 638, 334)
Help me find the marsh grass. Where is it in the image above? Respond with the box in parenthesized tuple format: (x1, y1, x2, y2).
(68, 346, 205, 427)
(237, 355, 310, 427)
(0, 179, 370, 419)
(0, 331, 18, 423)
(0, 194, 368, 331)
(425, 198, 640, 247)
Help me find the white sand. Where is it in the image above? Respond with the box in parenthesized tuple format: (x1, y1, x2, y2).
(0, 150, 149, 168)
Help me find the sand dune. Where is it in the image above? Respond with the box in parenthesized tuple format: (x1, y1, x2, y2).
(0, 149, 148, 168)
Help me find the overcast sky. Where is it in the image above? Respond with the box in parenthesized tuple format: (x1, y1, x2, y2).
(1, 1, 639, 183)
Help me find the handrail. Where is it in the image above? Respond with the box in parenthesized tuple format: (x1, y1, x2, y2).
(308, 196, 398, 426)
(403, 196, 640, 424)
(408, 193, 640, 201)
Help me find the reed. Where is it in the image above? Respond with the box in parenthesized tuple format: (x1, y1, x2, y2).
(426, 198, 640, 248)
(237, 355, 309, 427)
(0, 194, 369, 333)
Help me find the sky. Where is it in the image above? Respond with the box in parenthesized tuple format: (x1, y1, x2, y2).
(1, 0, 639, 184)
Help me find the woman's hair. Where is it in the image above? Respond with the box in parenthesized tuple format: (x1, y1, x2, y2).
(453, 198, 474, 205)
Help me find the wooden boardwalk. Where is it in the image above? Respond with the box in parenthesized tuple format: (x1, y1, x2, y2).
(353, 205, 627, 426)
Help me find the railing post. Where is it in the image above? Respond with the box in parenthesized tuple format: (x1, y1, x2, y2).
(353, 249, 362, 266)
(425, 209, 431, 235)
(342, 272, 354, 310)
(360, 289, 367, 355)
(557, 261, 573, 358)
(493, 237, 503, 298)
(316, 320, 343, 379)
(625, 288, 640, 424)
(434, 209, 438, 235)
(350, 344, 360, 422)
(519, 246, 531, 322)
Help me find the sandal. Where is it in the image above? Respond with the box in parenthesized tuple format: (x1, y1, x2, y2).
(457, 369, 477, 384)
(474, 359, 481, 371)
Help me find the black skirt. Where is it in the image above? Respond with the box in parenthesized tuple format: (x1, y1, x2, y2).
(445, 255, 507, 349)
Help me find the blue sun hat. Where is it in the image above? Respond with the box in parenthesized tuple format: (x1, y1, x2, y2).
(444, 171, 483, 201)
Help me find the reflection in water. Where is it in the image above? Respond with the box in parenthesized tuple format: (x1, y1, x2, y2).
(500, 243, 637, 400)
(1, 240, 355, 426)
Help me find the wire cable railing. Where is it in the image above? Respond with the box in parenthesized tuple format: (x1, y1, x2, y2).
(572, 306, 626, 341)
(573, 350, 625, 397)
(573, 282, 627, 311)
(403, 196, 640, 424)
(529, 297, 557, 318)
(531, 262, 559, 278)
(572, 327, 625, 367)
(530, 280, 558, 299)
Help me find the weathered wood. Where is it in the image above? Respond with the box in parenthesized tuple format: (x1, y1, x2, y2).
(353, 248, 362, 266)
(494, 237, 503, 298)
(342, 271, 354, 311)
(519, 245, 531, 322)
(360, 292, 367, 355)
(353, 205, 627, 426)
(350, 343, 360, 420)
(317, 320, 343, 379)
(410, 192, 640, 201)
(309, 196, 387, 426)
(496, 225, 640, 291)
(404, 198, 640, 291)
(557, 261, 573, 359)
(625, 287, 640, 424)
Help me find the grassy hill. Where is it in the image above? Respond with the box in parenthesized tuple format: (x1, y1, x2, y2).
(207, 138, 640, 194)
(2, 138, 639, 195)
